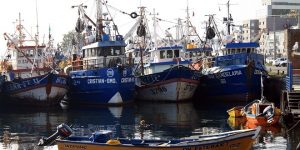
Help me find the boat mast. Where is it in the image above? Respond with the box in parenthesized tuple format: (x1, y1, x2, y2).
(96, 0, 104, 40)
(139, 6, 146, 75)
(151, 9, 158, 50)
(35, 0, 39, 43)
(185, 0, 190, 44)
(17, 13, 24, 46)
(223, 0, 234, 35)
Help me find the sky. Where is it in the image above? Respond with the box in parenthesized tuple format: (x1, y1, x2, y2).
(0, 0, 263, 56)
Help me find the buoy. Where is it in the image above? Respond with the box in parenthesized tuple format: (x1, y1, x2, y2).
(106, 139, 121, 145)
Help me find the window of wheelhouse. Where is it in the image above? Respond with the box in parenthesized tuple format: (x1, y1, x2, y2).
(102, 46, 125, 56)
(38, 49, 42, 56)
(247, 48, 251, 53)
(167, 50, 173, 58)
(91, 48, 96, 56)
(174, 50, 179, 58)
(82, 49, 86, 58)
(160, 50, 166, 59)
(242, 48, 246, 53)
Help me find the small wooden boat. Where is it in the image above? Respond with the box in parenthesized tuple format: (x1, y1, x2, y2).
(243, 99, 281, 126)
(38, 123, 261, 150)
(227, 106, 245, 117)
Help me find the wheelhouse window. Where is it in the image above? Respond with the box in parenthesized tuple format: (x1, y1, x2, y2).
(160, 50, 166, 59)
(247, 48, 251, 53)
(167, 50, 173, 58)
(174, 50, 179, 57)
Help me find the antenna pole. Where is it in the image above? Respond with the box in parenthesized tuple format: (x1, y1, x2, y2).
(227, 0, 230, 35)
(96, 0, 104, 41)
(35, 0, 39, 43)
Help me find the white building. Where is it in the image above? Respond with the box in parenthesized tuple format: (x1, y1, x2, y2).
(242, 0, 300, 58)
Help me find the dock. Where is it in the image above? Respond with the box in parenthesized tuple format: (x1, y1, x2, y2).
(280, 29, 300, 122)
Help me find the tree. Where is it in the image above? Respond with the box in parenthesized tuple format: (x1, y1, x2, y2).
(60, 30, 84, 53)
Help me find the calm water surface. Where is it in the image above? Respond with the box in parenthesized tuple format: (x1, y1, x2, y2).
(0, 101, 299, 150)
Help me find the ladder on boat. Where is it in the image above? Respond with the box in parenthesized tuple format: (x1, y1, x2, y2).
(286, 92, 300, 120)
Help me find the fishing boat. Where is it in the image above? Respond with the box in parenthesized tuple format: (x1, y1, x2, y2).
(243, 99, 281, 126)
(1, 13, 68, 106)
(38, 123, 261, 150)
(197, 3, 267, 102)
(135, 46, 202, 102)
(0, 74, 4, 94)
(65, 1, 135, 106)
(131, 8, 203, 102)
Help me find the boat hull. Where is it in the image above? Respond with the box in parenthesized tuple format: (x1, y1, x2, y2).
(246, 115, 280, 126)
(198, 65, 264, 102)
(136, 66, 200, 102)
(2, 73, 68, 106)
(0, 76, 4, 94)
(68, 67, 135, 105)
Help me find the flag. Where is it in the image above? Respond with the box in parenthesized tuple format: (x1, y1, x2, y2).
(48, 25, 52, 39)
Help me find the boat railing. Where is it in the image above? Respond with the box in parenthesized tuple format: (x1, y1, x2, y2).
(71, 56, 134, 71)
(286, 62, 293, 92)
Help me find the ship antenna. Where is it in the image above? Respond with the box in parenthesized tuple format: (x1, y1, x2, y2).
(185, 0, 190, 43)
(219, 0, 236, 35)
(96, 0, 104, 41)
(150, 9, 158, 50)
(35, 0, 39, 44)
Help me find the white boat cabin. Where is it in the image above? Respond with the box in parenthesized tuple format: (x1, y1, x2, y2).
(3, 44, 51, 80)
(143, 46, 189, 75)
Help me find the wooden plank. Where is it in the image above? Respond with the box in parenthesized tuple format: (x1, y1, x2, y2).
(291, 109, 300, 114)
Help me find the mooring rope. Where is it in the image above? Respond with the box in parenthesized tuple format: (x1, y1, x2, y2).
(286, 119, 300, 133)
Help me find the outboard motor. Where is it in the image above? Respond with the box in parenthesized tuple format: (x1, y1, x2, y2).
(262, 106, 274, 124)
(38, 123, 73, 146)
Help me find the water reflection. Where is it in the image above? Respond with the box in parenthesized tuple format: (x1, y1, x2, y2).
(0, 102, 298, 150)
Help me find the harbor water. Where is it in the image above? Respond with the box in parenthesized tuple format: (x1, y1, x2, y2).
(0, 101, 299, 150)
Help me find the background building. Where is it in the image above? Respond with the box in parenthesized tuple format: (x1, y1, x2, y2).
(242, 0, 300, 58)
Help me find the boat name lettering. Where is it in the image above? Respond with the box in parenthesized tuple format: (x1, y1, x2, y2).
(56, 77, 66, 84)
(254, 69, 262, 75)
(142, 75, 160, 83)
(184, 84, 195, 91)
(6, 78, 40, 91)
(87, 78, 116, 84)
(150, 86, 167, 95)
(189, 143, 224, 150)
(121, 77, 135, 83)
(107, 78, 116, 83)
(216, 70, 242, 78)
(229, 143, 240, 149)
(63, 144, 87, 149)
(87, 79, 105, 84)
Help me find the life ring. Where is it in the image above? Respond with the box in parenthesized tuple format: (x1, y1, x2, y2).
(130, 12, 138, 19)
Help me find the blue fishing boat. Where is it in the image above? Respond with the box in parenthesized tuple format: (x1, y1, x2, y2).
(66, 1, 135, 105)
(0, 74, 4, 94)
(196, 2, 267, 102)
(199, 42, 267, 101)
